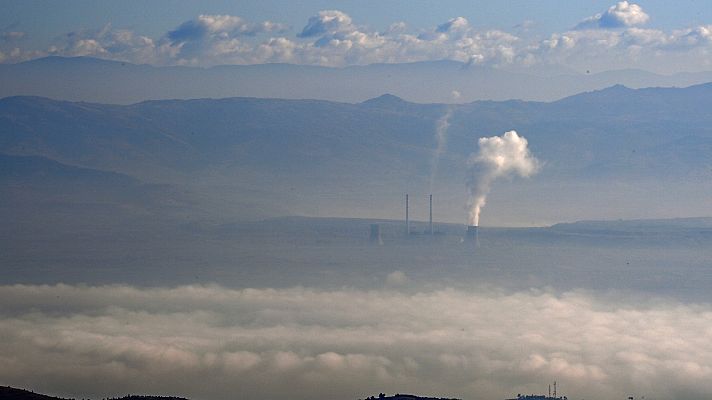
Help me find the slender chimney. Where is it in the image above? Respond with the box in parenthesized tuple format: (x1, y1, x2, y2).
(405, 194, 410, 236)
(370, 224, 383, 245)
(429, 194, 433, 235)
(553, 381, 557, 398)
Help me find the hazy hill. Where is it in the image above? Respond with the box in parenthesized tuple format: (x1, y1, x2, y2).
(0, 153, 138, 185)
(3, 56, 712, 104)
(2, 83, 712, 224)
(551, 217, 712, 234)
(0, 95, 443, 181)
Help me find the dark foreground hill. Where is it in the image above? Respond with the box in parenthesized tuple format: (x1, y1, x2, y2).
(0, 387, 455, 400)
(0, 387, 187, 400)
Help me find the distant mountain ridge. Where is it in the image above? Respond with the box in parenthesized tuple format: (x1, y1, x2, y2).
(3, 82, 712, 224)
(2, 56, 712, 104)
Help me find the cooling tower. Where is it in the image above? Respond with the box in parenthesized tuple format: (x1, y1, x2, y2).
(466, 225, 479, 246)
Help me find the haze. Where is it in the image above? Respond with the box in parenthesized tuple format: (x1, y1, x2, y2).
(2, 2, 712, 400)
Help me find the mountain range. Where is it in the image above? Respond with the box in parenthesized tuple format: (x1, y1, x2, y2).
(3, 56, 712, 104)
(2, 82, 712, 228)
(3, 83, 712, 292)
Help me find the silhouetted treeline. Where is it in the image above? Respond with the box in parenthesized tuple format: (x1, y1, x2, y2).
(0, 386, 74, 400)
(104, 396, 188, 400)
(2, 386, 461, 400)
(360, 394, 461, 400)
(0, 387, 188, 400)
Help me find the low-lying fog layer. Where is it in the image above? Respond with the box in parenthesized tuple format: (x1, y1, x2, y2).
(2, 283, 712, 400)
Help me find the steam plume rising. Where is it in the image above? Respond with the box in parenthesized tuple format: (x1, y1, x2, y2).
(466, 130, 539, 226)
(429, 107, 454, 191)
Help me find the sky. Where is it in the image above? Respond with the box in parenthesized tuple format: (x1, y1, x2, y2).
(2, 0, 712, 73)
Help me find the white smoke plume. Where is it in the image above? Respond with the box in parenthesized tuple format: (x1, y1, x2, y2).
(466, 130, 539, 226)
(429, 107, 454, 191)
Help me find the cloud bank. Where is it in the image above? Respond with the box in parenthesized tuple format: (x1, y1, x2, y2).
(2, 2, 712, 73)
(3, 284, 712, 400)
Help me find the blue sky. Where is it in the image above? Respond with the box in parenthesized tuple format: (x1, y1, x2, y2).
(2, 1, 712, 73)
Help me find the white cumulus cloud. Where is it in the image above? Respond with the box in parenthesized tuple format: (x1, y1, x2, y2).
(3, 5, 712, 74)
(168, 14, 287, 42)
(576, 1, 650, 30)
(298, 10, 353, 38)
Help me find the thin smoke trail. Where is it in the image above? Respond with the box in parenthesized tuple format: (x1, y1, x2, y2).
(429, 107, 454, 192)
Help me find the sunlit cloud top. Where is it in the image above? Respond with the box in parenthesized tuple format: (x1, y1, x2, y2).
(574, 1, 650, 30)
(1, 2, 712, 73)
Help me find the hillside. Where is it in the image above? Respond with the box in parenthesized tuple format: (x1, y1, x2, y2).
(2, 83, 712, 224)
(0, 153, 205, 233)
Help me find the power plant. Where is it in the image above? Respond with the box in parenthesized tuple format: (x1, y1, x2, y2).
(404, 194, 437, 237)
(466, 225, 477, 238)
(367, 194, 482, 245)
(505, 381, 568, 400)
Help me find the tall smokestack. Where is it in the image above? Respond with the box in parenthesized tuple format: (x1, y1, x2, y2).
(429, 194, 433, 235)
(369, 224, 383, 245)
(405, 194, 410, 236)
